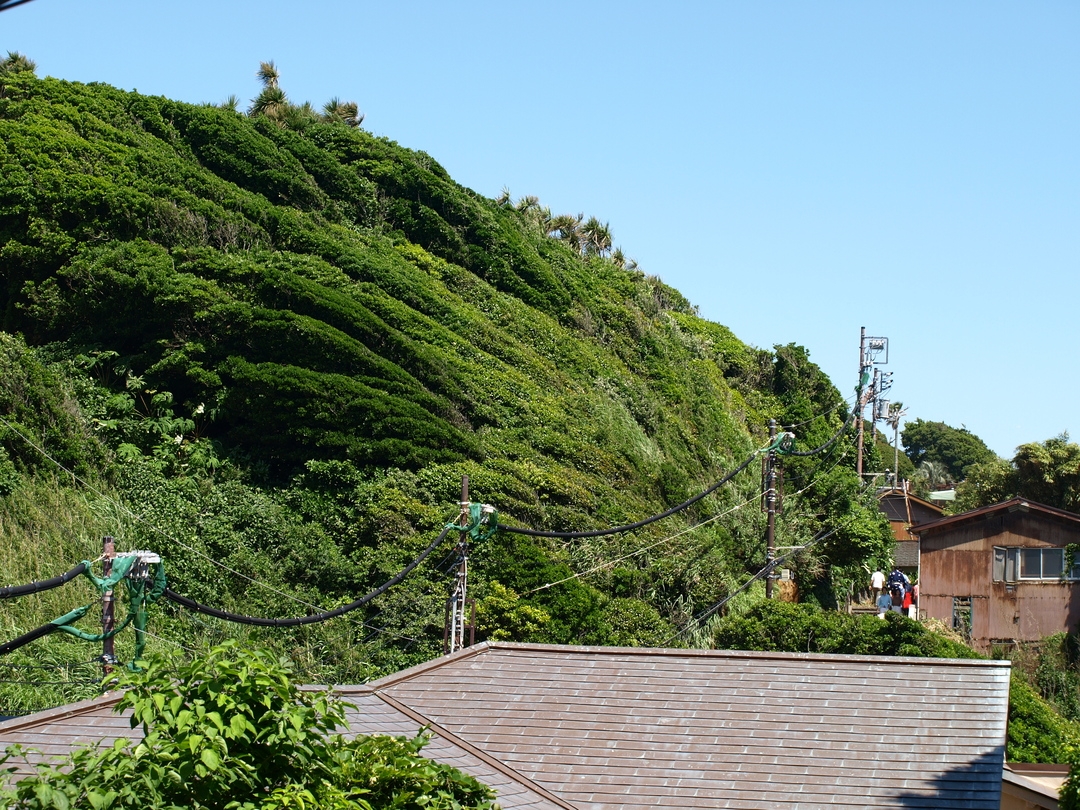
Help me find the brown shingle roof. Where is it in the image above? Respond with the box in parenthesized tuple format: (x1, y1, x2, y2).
(356, 643, 1009, 809)
(0, 643, 1011, 809)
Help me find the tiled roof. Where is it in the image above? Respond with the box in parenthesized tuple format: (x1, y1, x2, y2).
(358, 643, 1010, 809)
(0, 643, 1011, 809)
(0, 692, 127, 777)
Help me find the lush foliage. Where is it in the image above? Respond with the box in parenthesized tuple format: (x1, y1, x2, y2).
(901, 418, 998, 486)
(0, 68, 891, 710)
(954, 434, 1080, 512)
(1, 642, 496, 810)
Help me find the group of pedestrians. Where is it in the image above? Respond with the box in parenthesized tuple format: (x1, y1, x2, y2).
(871, 567, 917, 619)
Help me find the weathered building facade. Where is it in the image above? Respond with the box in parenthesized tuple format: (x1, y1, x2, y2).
(912, 498, 1080, 649)
(878, 486, 944, 572)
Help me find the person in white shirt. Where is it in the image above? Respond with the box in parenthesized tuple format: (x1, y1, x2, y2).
(871, 570, 885, 598)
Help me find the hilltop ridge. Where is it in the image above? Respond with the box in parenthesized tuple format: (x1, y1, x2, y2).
(0, 67, 892, 696)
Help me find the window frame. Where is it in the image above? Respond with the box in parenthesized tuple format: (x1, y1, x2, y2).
(993, 546, 1080, 582)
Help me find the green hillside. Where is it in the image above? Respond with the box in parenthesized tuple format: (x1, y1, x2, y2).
(0, 66, 894, 708)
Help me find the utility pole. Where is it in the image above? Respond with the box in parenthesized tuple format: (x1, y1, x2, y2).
(444, 476, 474, 655)
(856, 328, 866, 478)
(764, 419, 778, 599)
(100, 536, 116, 676)
(856, 328, 889, 481)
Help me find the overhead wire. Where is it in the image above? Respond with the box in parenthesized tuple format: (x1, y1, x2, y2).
(0, 415, 331, 616)
(782, 390, 856, 431)
(0, 563, 89, 599)
(665, 521, 851, 646)
(1, 356, 869, 652)
(502, 441, 773, 540)
(523, 426, 858, 599)
(163, 524, 455, 627)
(0, 414, 434, 648)
(521, 492, 762, 596)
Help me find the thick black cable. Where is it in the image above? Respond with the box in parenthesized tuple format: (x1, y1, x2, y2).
(501, 451, 761, 539)
(0, 0, 35, 11)
(0, 562, 88, 599)
(0, 623, 61, 656)
(783, 405, 858, 458)
(163, 524, 454, 627)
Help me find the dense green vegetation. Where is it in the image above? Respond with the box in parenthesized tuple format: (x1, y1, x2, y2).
(0, 64, 892, 708)
(955, 434, 1080, 513)
(900, 418, 998, 490)
(2, 642, 495, 810)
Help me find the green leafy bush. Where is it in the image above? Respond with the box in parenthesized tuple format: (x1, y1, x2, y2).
(1, 641, 496, 810)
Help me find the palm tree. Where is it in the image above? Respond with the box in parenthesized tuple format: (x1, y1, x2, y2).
(917, 460, 950, 490)
(495, 187, 513, 207)
(0, 51, 36, 77)
(550, 213, 583, 253)
(249, 85, 288, 122)
(581, 217, 612, 257)
(256, 60, 279, 90)
(322, 98, 364, 128)
(219, 94, 240, 112)
(249, 60, 290, 124)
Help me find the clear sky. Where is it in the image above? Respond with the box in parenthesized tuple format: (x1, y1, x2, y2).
(3, 1, 1077, 459)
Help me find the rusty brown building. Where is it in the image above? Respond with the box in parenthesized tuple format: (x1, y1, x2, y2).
(911, 498, 1080, 649)
(878, 487, 944, 573)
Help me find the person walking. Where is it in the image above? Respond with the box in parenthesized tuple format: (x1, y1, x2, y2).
(876, 589, 893, 619)
(871, 569, 885, 599)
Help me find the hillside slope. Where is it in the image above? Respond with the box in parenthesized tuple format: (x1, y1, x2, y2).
(0, 69, 891, 703)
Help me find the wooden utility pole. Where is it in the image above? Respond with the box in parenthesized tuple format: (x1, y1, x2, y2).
(765, 419, 777, 599)
(101, 536, 115, 676)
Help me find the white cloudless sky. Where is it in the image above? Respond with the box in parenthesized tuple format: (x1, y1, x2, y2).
(4, 0, 1078, 458)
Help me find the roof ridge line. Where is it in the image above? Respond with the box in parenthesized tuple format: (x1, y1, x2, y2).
(0, 691, 123, 733)
(484, 641, 1009, 668)
(364, 642, 490, 690)
(370, 688, 579, 810)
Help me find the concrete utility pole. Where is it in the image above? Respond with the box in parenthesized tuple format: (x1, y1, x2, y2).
(765, 419, 778, 599)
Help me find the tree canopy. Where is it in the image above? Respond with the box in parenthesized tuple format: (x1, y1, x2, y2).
(954, 434, 1080, 513)
(901, 419, 998, 485)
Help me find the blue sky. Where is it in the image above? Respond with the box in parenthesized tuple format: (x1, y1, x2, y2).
(4, 1, 1078, 459)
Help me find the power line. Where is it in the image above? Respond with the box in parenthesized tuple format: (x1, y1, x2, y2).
(503, 443, 770, 540)
(163, 524, 455, 627)
(665, 521, 850, 646)
(0, 414, 435, 649)
(0, 563, 89, 599)
(0, 414, 329, 615)
(521, 493, 762, 596)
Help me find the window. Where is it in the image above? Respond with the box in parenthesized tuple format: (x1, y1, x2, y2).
(993, 546, 1080, 582)
(952, 597, 972, 639)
